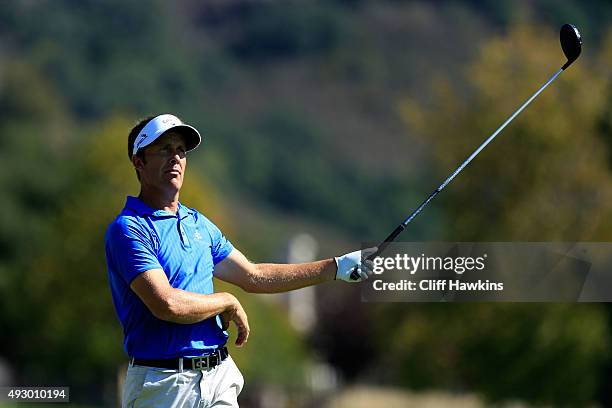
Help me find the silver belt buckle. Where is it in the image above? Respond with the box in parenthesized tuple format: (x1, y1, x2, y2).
(192, 356, 209, 370)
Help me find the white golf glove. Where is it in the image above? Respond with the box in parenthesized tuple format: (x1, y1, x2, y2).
(334, 247, 378, 282)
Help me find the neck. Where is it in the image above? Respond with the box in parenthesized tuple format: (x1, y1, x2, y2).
(138, 185, 180, 214)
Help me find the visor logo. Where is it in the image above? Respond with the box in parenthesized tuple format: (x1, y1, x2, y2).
(136, 134, 147, 148)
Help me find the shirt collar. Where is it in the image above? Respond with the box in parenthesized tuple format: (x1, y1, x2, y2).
(124, 196, 192, 219)
(177, 202, 192, 220)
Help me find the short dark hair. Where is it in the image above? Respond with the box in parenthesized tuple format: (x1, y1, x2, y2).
(127, 115, 157, 160)
(128, 115, 158, 181)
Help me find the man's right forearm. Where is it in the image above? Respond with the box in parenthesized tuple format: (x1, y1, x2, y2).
(159, 290, 237, 324)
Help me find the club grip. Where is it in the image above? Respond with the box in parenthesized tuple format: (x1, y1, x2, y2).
(349, 224, 406, 280)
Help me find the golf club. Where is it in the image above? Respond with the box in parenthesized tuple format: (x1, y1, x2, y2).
(350, 23, 582, 280)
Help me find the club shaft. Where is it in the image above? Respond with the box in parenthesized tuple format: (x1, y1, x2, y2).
(351, 68, 564, 280)
(399, 68, 564, 229)
(432, 68, 564, 200)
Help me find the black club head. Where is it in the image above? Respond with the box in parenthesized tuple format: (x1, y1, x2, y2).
(560, 24, 582, 70)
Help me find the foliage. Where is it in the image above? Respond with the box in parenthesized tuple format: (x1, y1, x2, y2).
(388, 25, 612, 404)
(2, 1, 612, 405)
(228, 2, 351, 62)
(375, 304, 609, 404)
(400, 25, 612, 241)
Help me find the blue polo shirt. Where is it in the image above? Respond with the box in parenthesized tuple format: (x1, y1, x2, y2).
(105, 196, 234, 359)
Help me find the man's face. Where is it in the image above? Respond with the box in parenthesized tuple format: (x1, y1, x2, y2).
(133, 131, 188, 192)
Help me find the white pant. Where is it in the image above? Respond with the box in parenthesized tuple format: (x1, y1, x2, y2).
(122, 355, 244, 408)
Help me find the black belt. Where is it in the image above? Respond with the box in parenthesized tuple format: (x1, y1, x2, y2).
(132, 347, 229, 370)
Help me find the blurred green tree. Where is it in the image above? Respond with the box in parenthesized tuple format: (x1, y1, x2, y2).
(400, 25, 612, 241)
(0, 60, 75, 372)
(375, 24, 612, 404)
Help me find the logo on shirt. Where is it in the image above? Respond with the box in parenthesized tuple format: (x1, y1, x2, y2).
(194, 230, 203, 241)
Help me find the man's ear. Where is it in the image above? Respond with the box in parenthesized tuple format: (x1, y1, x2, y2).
(132, 155, 144, 173)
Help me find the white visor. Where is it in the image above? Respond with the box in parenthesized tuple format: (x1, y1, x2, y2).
(132, 114, 202, 156)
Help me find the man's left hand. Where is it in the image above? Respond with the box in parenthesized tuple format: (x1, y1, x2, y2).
(334, 247, 377, 282)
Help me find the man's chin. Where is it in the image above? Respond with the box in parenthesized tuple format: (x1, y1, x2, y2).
(170, 179, 183, 190)
(163, 176, 183, 190)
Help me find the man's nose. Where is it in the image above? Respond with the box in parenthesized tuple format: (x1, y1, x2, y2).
(168, 149, 184, 163)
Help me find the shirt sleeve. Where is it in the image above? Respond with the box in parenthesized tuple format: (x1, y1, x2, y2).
(201, 215, 234, 265)
(106, 218, 162, 284)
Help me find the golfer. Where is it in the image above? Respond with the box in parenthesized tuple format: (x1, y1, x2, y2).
(105, 114, 375, 407)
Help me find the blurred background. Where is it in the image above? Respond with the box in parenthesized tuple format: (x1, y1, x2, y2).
(1, 0, 612, 406)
